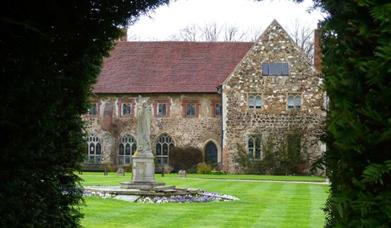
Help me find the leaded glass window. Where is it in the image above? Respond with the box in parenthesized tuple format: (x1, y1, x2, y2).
(247, 135, 262, 160)
(155, 134, 174, 166)
(248, 95, 262, 109)
(87, 134, 102, 164)
(118, 134, 137, 165)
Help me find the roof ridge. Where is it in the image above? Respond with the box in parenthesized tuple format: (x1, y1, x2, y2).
(118, 41, 254, 44)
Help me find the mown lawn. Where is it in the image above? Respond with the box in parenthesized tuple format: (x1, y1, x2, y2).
(80, 172, 328, 228)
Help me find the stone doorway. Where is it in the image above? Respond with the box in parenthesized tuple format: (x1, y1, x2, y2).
(205, 141, 218, 165)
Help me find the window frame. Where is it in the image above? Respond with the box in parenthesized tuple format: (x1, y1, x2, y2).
(247, 135, 262, 160)
(182, 99, 200, 118)
(248, 94, 263, 110)
(287, 94, 302, 110)
(87, 101, 100, 117)
(153, 99, 171, 118)
(211, 100, 222, 117)
(261, 62, 289, 76)
(86, 134, 102, 164)
(118, 98, 135, 118)
(155, 133, 174, 166)
(118, 134, 137, 165)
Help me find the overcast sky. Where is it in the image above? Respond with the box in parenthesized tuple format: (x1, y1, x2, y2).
(127, 0, 326, 41)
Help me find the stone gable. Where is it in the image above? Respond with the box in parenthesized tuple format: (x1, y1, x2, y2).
(222, 20, 326, 173)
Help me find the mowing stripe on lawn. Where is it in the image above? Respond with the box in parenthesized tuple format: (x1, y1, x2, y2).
(279, 184, 310, 228)
(250, 183, 295, 227)
(215, 183, 283, 227)
(309, 185, 327, 228)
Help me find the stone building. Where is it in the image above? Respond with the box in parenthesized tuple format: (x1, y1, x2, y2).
(84, 20, 326, 173)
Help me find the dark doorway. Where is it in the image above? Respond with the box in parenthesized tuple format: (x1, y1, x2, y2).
(205, 141, 218, 165)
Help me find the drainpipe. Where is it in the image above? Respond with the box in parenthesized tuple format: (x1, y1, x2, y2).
(217, 85, 223, 168)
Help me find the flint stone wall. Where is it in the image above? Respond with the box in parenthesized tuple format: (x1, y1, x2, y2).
(222, 21, 326, 173)
(83, 93, 222, 167)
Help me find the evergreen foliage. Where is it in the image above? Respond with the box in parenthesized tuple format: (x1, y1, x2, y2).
(314, 0, 391, 226)
(0, 0, 166, 226)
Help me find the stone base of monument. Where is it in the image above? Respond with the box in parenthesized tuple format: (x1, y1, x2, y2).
(120, 152, 165, 190)
(120, 181, 166, 190)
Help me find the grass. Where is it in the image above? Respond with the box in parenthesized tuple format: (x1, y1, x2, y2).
(80, 172, 328, 228)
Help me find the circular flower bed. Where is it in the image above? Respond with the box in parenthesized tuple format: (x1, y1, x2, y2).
(136, 192, 238, 203)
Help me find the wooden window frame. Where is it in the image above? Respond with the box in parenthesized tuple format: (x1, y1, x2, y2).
(86, 100, 101, 117)
(153, 99, 171, 118)
(182, 99, 200, 118)
(118, 98, 135, 118)
(211, 100, 222, 117)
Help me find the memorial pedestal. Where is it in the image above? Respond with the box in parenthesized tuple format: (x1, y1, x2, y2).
(120, 151, 165, 190)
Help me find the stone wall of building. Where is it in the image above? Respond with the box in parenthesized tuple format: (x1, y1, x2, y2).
(83, 93, 222, 168)
(222, 20, 326, 173)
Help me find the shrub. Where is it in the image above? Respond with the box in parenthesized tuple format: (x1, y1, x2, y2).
(196, 163, 212, 174)
(234, 130, 308, 175)
(169, 146, 203, 171)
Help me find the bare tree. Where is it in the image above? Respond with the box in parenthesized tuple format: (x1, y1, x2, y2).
(176, 24, 199, 41)
(171, 23, 259, 42)
(289, 21, 314, 60)
(130, 21, 314, 61)
(223, 25, 247, 41)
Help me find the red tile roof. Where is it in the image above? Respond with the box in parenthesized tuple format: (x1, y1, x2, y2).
(93, 41, 252, 94)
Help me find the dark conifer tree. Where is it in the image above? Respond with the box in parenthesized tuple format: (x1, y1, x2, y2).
(0, 1, 166, 226)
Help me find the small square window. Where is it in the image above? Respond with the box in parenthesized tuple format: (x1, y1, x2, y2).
(185, 103, 196, 117)
(122, 103, 132, 116)
(157, 103, 167, 117)
(215, 103, 222, 116)
(88, 104, 97, 116)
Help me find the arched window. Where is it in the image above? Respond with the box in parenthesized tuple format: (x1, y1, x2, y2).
(155, 133, 174, 166)
(247, 135, 261, 160)
(118, 134, 137, 165)
(255, 96, 262, 108)
(288, 95, 301, 109)
(248, 95, 262, 109)
(87, 134, 102, 164)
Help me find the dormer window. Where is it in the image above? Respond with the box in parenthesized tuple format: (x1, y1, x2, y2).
(262, 62, 289, 76)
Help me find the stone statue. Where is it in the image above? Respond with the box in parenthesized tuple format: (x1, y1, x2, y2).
(120, 95, 164, 190)
(136, 96, 152, 154)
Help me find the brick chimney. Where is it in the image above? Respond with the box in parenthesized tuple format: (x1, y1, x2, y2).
(314, 25, 322, 72)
